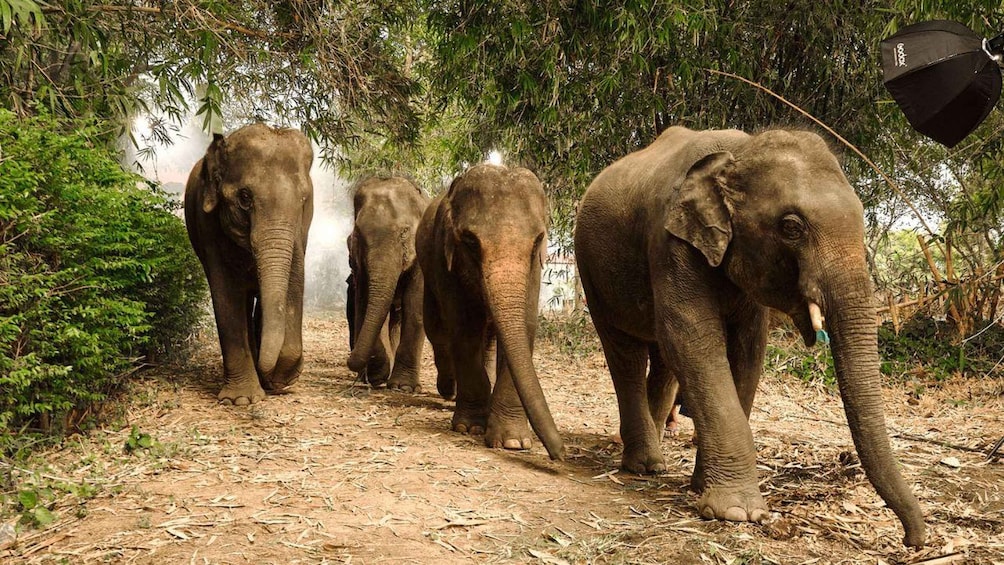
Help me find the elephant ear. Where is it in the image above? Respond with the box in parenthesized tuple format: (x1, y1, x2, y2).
(664, 151, 734, 267)
(399, 226, 417, 268)
(201, 133, 227, 213)
(346, 232, 357, 271)
(442, 178, 462, 271)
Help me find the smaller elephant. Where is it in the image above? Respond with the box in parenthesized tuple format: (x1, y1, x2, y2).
(184, 123, 313, 405)
(416, 164, 564, 460)
(345, 176, 429, 393)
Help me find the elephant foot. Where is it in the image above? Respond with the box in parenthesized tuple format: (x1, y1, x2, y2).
(388, 381, 422, 394)
(697, 484, 769, 523)
(621, 444, 667, 474)
(365, 371, 387, 389)
(452, 409, 488, 436)
(260, 359, 302, 391)
(365, 358, 391, 388)
(218, 380, 267, 406)
(387, 370, 422, 394)
(485, 415, 533, 450)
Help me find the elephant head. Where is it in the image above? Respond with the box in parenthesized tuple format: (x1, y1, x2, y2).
(441, 165, 562, 459)
(200, 124, 314, 389)
(664, 130, 924, 547)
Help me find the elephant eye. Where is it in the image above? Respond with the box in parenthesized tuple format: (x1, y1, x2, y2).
(779, 214, 806, 240)
(237, 188, 253, 210)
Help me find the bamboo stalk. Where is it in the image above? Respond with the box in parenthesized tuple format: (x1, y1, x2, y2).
(888, 295, 900, 334)
(918, 235, 964, 332)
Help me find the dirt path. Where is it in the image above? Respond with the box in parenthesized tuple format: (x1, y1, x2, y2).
(3, 317, 1003, 564)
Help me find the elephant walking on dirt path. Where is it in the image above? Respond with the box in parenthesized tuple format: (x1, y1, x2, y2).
(574, 126, 925, 547)
(346, 176, 429, 393)
(416, 164, 564, 460)
(185, 123, 314, 406)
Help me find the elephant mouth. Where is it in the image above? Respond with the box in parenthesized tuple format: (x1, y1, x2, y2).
(789, 302, 819, 347)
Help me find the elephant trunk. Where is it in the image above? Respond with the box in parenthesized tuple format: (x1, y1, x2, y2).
(483, 262, 565, 460)
(254, 224, 296, 377)
(823, 268, 925, 548)
(347, 265, 399, 372)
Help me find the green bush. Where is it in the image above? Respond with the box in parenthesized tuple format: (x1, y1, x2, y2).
(764, 326, 836, 387)
(0, 110, 206, 442)
(536, 309, 602, 357)
(878, 317, 1004, 381)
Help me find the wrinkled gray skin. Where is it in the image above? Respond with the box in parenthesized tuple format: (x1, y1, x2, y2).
(185, 123, 313, 406)
(416, 165, 564, 460)
(574, 126, 925, 547)
(345, 176, 429, 393)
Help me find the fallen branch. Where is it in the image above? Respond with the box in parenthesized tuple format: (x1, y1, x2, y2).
(909, 552, 966, 565)
(891, 432, 987, 455)
(987, 435, 1004, 460)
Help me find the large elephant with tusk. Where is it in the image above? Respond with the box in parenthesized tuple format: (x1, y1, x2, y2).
(574, 126, 925, 547)
(185, 123, 314, 406)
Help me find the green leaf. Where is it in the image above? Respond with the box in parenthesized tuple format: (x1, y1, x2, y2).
(18, 489, 38, 510)
(31, 506, 56, 526)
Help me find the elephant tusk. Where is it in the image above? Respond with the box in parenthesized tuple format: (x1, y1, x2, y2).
(808, 302, 825, 331)
(808, 302, 830, 345)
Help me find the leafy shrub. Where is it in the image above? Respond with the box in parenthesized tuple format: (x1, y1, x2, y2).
(765, 326, 836, 387)
(878, 317, 1004, 381)
(0, 110, 206, 442)
(536, 309, 602, 357)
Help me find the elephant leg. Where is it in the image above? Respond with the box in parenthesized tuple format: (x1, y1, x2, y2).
(665, 381, 683, 437)
(365, 318, 393, 387)
(450, 319, 491, 436)
(659, 319, 766, 523)
(424, 288, 456, 399)
(646, 344, 677, 440)
(485, 342, 533, 450)
(728, 304, 769, 419)
(388, 300, 402, 352)
(594, 320, 665, 473)
(207, 266, 265, 405)
(388, 273, 425, 394)
(692, 304, 769, 491)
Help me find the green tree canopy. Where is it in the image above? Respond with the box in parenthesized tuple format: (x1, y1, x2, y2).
(0, 0, 421, 160)
(4, 0, 1004, 299)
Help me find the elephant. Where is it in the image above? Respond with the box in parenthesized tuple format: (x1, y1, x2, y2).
(574, 126, 925, 547)
(416, 164, 564, 460)
(345, 176, 429, 393)
(184, 123, 314, 405)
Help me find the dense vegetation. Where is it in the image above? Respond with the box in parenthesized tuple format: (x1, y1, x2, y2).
(0, 111, 205, 447)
